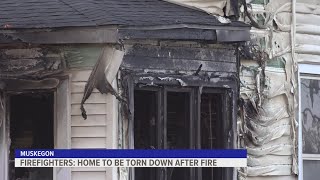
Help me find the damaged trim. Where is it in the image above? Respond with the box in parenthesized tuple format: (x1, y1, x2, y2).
(132, 74, 238, 90)
(0, 27, 119, 44)
(0, 24, 250, 45)
(80, 44, 125, 119)
(119, 28, 217, 41)
(0, 78, 60, 91)
(120, 28, 250, 42)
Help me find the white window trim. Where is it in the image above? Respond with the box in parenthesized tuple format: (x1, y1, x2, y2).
(53, 78, 72, 180)
(299, 64, 320, 75)
(299, 64, 320, 180)
(303, 154, 320, 160)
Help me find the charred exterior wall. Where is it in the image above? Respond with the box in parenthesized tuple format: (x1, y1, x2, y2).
(118, 40, 241, 180)
(122, 42, 238, 75)
(0, 47, 64, 80)
(0, 45, 119, 180)
(0, 40, 244, 180)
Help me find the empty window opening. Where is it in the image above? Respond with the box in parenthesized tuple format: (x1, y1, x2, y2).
(166, 92, 191, 180)
(166, 92, 190, 149)
(9, 92, 54, 180)
(133, 88, 227, 180)
(201, 93, 223, 180)
(134, 90, 158, 149)
(134, 90, 158, 180)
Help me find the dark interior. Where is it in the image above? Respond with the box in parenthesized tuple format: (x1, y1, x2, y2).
(166, 92, 191, 180)
(9, 92, 54, 180)
(201, 93, 223, 180)
(134, 90, 158, 180)
(134, 89, 224, 180)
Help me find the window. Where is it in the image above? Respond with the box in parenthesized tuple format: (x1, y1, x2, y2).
(9, 93, 54, 180)
(299, 64, 320, 180)
(0, 79, 71, 180)
(133, 86, 231, 180)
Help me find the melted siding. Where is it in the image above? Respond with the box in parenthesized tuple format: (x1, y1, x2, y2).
(239, 0, 298, 179)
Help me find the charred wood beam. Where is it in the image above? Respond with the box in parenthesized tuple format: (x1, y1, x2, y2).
(0, 26, 250, 44)
(0, 48, 64, 79)
(120, 28, 250, 42)
(119, 28, 217, 41)
(122, 56, 237, 73)
(0, 78, 59, 91)
(0, 27, 119, 44)
(125, 45, 237, 63)
(131, 73, 237, 90)
(0, 34, 23, 44)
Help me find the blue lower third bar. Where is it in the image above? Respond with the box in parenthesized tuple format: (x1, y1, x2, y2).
(15, 149, 247, 158)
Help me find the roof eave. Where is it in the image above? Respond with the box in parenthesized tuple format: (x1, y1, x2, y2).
(0, 26, 119, 44)
(0, 24, 251, 44)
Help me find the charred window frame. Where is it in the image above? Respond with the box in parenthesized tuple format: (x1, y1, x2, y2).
(125, 74, 238, 180)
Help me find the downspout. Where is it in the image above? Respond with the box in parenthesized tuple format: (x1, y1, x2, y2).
(290, 0, 301, 178)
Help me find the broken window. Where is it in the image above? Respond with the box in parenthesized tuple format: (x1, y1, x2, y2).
(134, 89, 158, 180)
(8, 92, 54, 180)
(133, 87, 230, 180)
(200, 93, 223, 180)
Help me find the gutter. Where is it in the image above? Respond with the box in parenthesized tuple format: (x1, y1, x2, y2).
(119, 24, 251, 42)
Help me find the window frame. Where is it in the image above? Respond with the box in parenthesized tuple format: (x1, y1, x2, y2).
(128, 74, 238, 180)
(298, 64, 320, 180)
(163, 87, 195, 150)
(0, 78, 71, 180)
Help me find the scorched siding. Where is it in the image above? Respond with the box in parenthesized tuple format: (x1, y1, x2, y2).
(239, 0, 297, 179)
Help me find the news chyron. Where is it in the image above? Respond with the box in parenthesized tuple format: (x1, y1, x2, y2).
(15, 149, 247, 168)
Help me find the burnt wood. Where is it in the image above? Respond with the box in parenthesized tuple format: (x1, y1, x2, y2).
(125, 45, 236, 63)
(119, 28, 217, 41)
(1, 78, 59, 91)
(123, 56, 237, 73)
(0, 48, 63, 78)
(123, 45, 237, 73)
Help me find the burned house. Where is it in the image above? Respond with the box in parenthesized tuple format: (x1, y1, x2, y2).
(0, 0, 253, 180)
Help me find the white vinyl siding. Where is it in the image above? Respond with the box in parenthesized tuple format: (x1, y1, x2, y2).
(70, 69, 117, 180)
